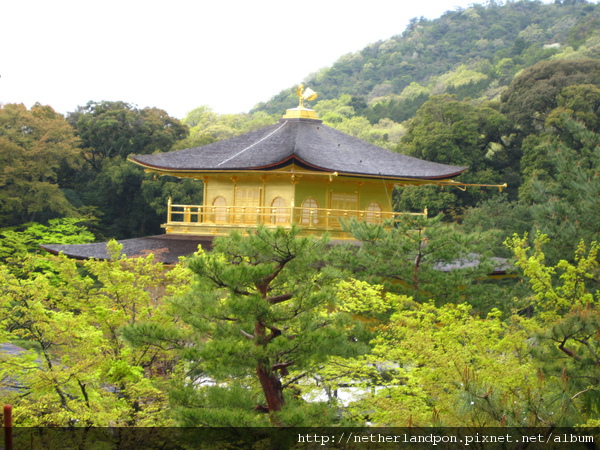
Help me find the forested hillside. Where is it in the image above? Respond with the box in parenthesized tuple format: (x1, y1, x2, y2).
(1, 0, 600, 433)
(251, 1, 600, 232)
(255, 0, 600, 120)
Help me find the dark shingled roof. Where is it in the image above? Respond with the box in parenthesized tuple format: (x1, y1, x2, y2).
(41, 234, 214, 264)
(41, 235, 358, 264)
(41, 237, 509, 276)
(130, 118, 467, 180)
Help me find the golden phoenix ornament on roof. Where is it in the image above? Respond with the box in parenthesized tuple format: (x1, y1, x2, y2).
(295, 84, 318, 108)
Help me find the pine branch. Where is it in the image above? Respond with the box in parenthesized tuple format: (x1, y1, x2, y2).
(240, 329, 254, 340)
(256, 258, 293, 296)
(276, 342, 302, 359)
(77, 379, 90, 408)
(266, 293, 293, 304)
(573, 336, 600, 364)
(204, 272, 251, 296)
(572, 387, 594, 400)
(266, 326, 282, 342)
(558, 339, 582, 361)
(271, 361, 293, 372)
(282, 372, 308, 389)
(218, 316, 238, 322)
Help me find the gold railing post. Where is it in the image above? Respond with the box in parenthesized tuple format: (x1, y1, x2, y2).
(167, 197, 172, 223)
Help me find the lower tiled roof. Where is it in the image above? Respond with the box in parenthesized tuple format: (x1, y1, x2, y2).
(41, 236, 508, 275)
(41, 234, 214, 264)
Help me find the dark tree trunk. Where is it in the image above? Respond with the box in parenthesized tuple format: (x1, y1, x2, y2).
(256, 361, 285, 424)
(254, 317, 285, 424)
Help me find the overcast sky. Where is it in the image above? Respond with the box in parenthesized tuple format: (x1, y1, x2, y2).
(1, 0, 547, 119)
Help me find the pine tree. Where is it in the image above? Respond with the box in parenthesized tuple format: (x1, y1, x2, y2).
(152, 226, 367, 426)
(328, 215, 507, 313)
(530, 115, 600, 263)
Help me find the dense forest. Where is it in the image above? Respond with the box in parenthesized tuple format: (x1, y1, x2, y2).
(1, 0, 600, 432)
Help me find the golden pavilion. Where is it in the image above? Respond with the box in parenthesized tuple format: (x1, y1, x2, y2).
(43, 86, 505, 263)
(127, 86, 481, 240)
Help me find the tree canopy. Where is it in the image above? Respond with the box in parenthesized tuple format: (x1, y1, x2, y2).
(500, 58, 600, 136)
(68, 101, 188, 172)
(0, 104, 82, 226)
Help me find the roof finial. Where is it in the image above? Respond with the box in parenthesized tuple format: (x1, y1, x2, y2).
(295, 84, 318, 109)
(283, 84, 320, 120)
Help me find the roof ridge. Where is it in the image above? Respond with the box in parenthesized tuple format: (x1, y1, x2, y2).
(216, 121, 288, 167)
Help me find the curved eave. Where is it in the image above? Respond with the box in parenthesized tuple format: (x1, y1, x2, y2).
(129, 155, 468, 183)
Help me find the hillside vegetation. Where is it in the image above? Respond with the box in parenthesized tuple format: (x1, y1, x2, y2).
(1, 0, 600, 431)
(255, 0, 600, 120)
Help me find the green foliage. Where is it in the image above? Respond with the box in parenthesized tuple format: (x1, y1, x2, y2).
(507, 233, 599, 318)
(434, 65, 490, 100)
(344, 302, 537, 426)
(395, 95, 508, 212)
(80, 158, 202, 240)
(461, 196, 533, 257)
(400, 95, 508, 169)
(500, 58, 600, 137)
(68, 101, 188, 172)
(548, 83, 600, 133)
(314, 94, 357, 123)
(0, 218, 95, 263)
(329, 234, 600, 427)
(0, 246, 191, 426)
(506, 233, 600, 425)
(567, 15, 600, 49)
(2, 228, 599, 428)
(254, 1, 600, 116)
(178, 107, 279, 148)
(328, 215, 504, 313)
(0, 103, 83, 226)
(527, 115, 600, 262)
(364, 89, 429, 125)
(48, 100, 198, 240)
(151, 227, 368, 426)
(84, 159, 158, 239)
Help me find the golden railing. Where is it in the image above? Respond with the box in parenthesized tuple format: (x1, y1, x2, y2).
(165, 199, 427, 231)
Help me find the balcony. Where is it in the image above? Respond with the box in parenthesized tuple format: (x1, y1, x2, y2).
(163, 199, 427, 239)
